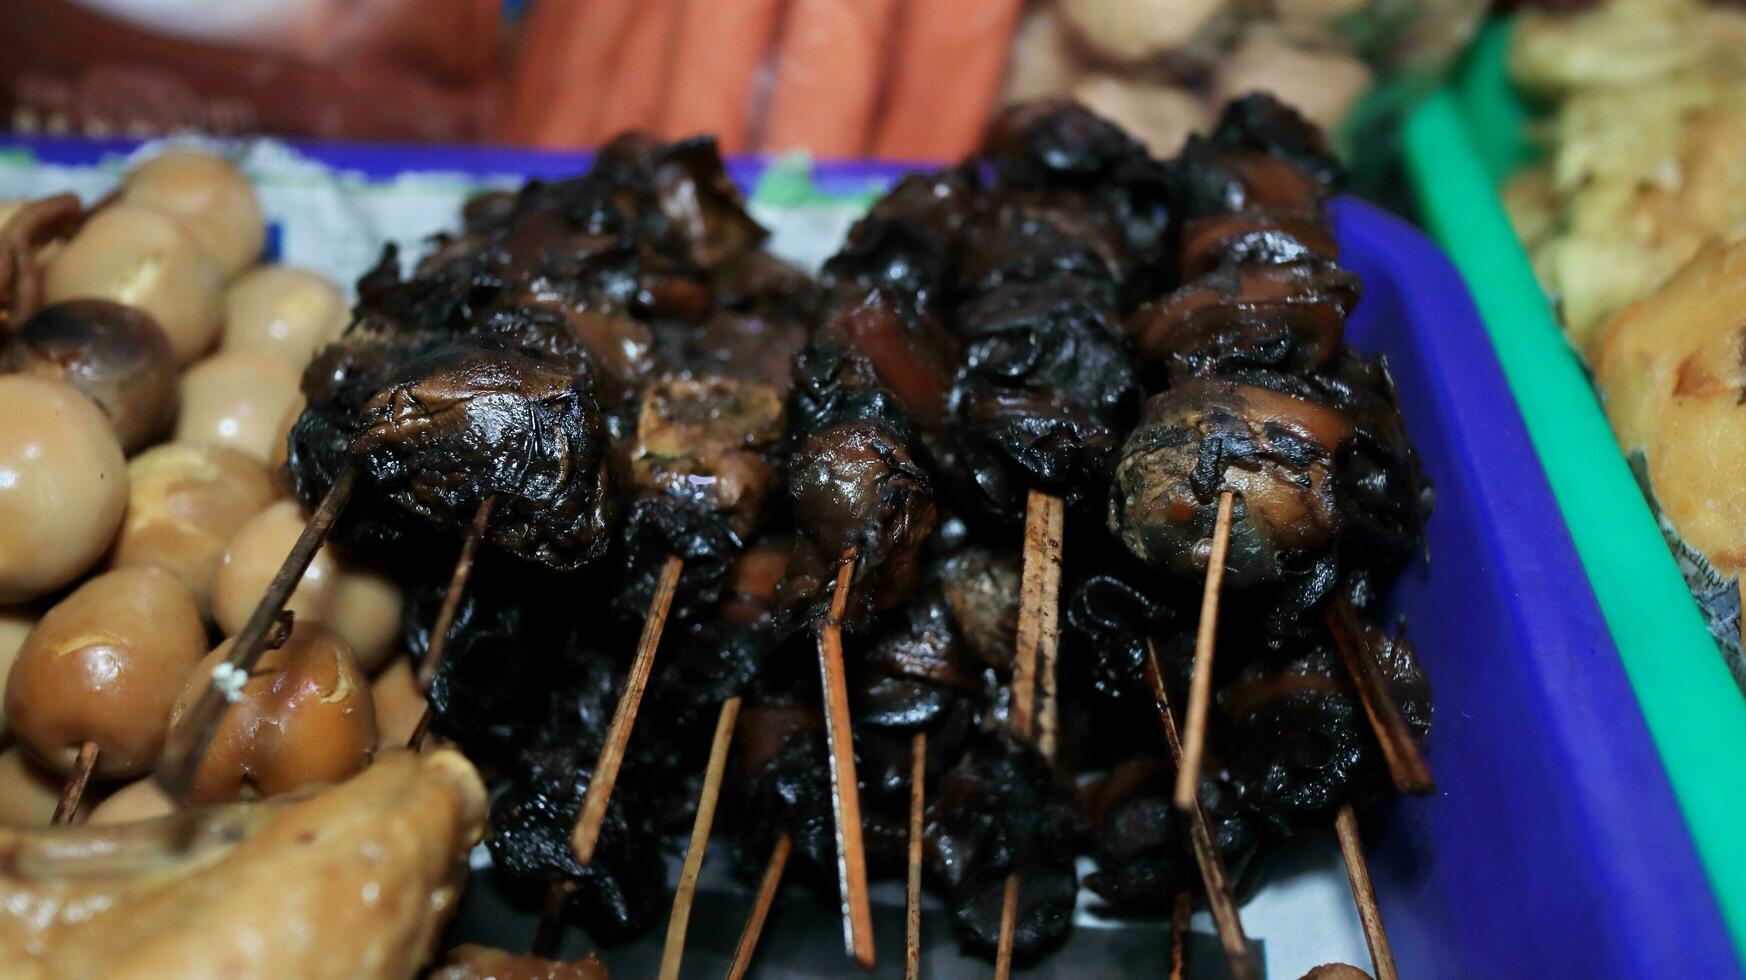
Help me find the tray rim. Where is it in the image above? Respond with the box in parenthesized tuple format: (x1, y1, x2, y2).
(1405, 18, 1746, 962)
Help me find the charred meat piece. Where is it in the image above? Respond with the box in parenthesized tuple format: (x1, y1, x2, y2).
(1216, 624, 1431, 837)
(1125, 261, 1361, 382)
(1205, 94, 1345, 201)
(951, 283, 1140, 517)
(486, 743, 665, 943)
(350, 337, 617, 572)
(645, 542, 792, 738)
(854, 587, 989, 732)
(978, 101, 1173, 300)
(627, 376, 784, 538)
(935, 547, 1022, 671)
(415, 575, 619, 763)
(779, 420, 938, 634)
(731, 704, 836, 881)
(1063, 571, 1183, 702)
(1311, 352, 1433, 574)
(288, 334, 432, 551)
(1081, 757, 1262, 912)
(615, 376, 786, 620)
(958, 201, 1124, 311)
(1109, 378, 1350, 589)
(1173, 96, 1344, 280)
(823, 170, 978, 321)
(926, 734, 1084, 959)
(778, 338, 941, 633)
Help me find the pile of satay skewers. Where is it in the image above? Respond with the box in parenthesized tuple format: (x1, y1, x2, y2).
(2, 93, 1433, 980)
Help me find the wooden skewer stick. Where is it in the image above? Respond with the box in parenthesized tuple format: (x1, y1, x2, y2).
(1169, 889, 1192, 980)
(994, 872, 1021, 980)
(727, 832, 794, 980)
(1326, 595, 1434, 795)
(1336, 803, 1399, 980)
(996, 491, 1068, 980)
(572, 553, 685, 864)
(906, 730, 926, 980)
(818, 547, 876, 969)
(1173, 489, 1236, 811)
(156, 465, 359, 801)
(415, 495, 497, 689)
(657, 694, 742, 980)
(407, 496, 498, 752)
(1144, 639, 1260, 980)
(531, 879, 576, 959)
(52, 741, 99, 825)
(1009, 489, 1064, 753)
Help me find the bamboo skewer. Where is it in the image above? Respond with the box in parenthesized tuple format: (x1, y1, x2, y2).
(996, 490, 1067, 980)
(531, 880, 576, 959)
(657, 695, 742, 980)
(408, 496, 498, 751)
(572, 554, 685, 864)
(994, 872, 1022, 979)
(1144, 639, 1260, 980)
(818, 548, 876, 968)
(415, 495, 497, 688)
(1009, 489, 1064, 753)
(156, 465, 359, 801)
(1326, 595, 1434, 795)
(1169, 890, 1192, 980)
(1173, 489, 1236, 810)
(1336, 803, 1399, 980)
(907, 730, 927, 980)
(52, 741, 98, 825)
(727, 832, 794, 980)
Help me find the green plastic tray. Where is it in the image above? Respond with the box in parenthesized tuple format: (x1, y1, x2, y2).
(1404, 19, 1746, 958)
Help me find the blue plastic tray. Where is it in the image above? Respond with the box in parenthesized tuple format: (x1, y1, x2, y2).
(2, 135, 1733, 977)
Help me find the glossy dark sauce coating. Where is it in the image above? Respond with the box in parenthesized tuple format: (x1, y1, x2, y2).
(350, 337, 616, 571)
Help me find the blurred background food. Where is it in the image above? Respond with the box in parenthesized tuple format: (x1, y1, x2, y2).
(1502, 0, 1746, 664)
(0, 0, 1485, 167)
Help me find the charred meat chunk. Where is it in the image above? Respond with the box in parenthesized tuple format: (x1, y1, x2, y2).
(778, 337, 941, 633)
(486, 743, 665, 943)
(1081, 757, 1261, 911)
(1216, 628, 1428, 837)
(287, 334, 432, 551)
(779, 420, 938, 634)
(731, 709, 837, 881)
(1125, 261, 1361, 383)
(1110, 378, 1350, 589)
(1064, 571, 1184, 701)
(926, 734, 1084, 959)
(1173, 96, 1344, 280)
(823, 171, 977, 321)
(854, 588, 987, 732)
(627, 376, 784, 538)
(935, 547, 1021, 671)
(978, 101, 1173, 299)
(951, 283, 1140, 516)
(1312, 352, 1433, 573)
(349, 337, 617, 572)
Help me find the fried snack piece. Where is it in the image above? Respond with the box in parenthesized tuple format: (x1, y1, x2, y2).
(1594, 237, 1746, 583)
(0, 749, 486, 980)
